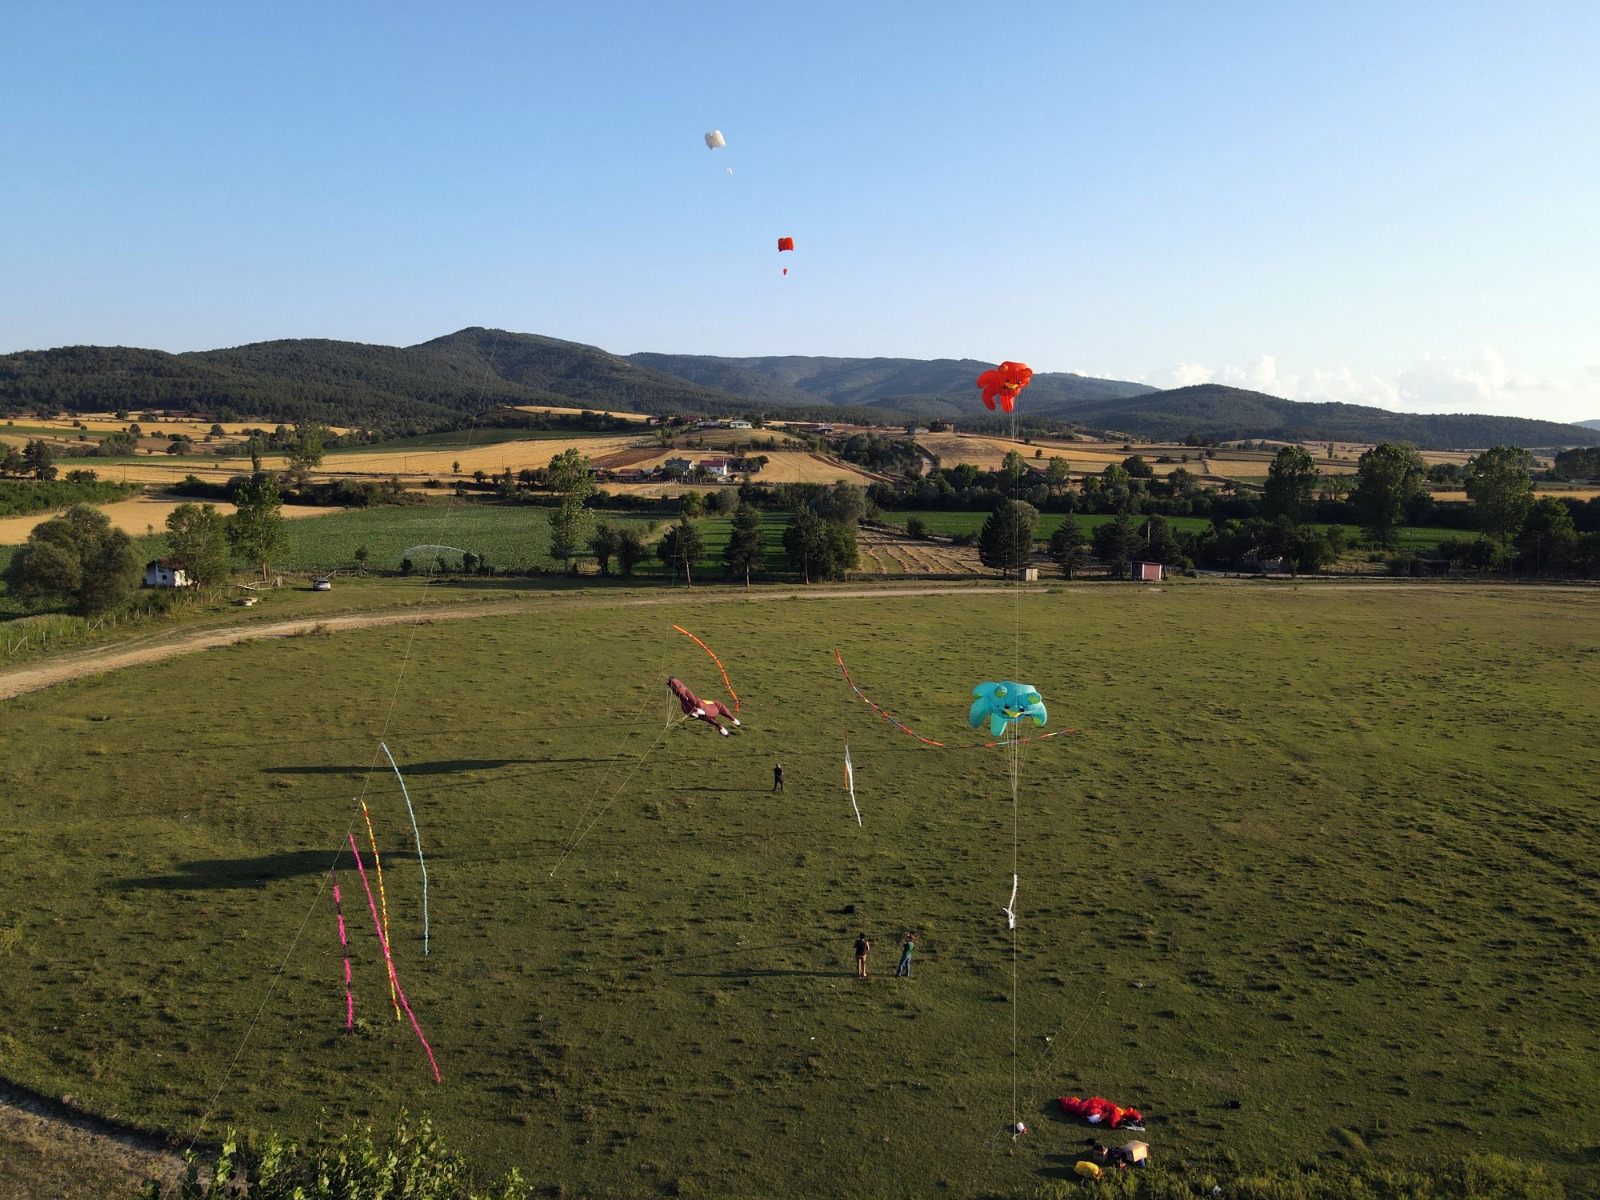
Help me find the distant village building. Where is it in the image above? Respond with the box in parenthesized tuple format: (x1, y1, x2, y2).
(700, 457, 734, 479)
(929, 420, 955, 433)
(1129, 560, 1164, 582)
(144, 560, 190, 588)
(728, 419, 753, 430)
(662, 456, 694, 474)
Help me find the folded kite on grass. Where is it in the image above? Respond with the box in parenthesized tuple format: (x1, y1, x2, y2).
(1060, 1095, 1144, 1130)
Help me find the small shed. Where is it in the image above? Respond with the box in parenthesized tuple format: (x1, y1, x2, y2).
(144, 560, 190, 588)
(1129, 560, 1164, 582)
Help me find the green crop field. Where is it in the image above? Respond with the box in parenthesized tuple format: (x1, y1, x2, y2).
(1, 584, 1598, 1198)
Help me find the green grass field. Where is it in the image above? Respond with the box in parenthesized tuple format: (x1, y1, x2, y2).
(1, 585, 1599, 1197)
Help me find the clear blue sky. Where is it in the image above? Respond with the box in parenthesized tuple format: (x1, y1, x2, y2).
(3, 1, 1597, 422)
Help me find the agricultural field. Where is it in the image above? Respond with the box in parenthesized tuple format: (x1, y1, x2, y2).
(855, 527, 984, 576)
(0, 493, 341, 545)
(1, 585, 1598, 1197)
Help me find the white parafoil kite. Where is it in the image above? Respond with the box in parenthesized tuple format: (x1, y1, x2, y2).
(704, 130, 726, 150)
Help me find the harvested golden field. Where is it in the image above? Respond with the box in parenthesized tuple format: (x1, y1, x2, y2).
(511, 404, 649, 422)
(0, 492, 340, 542)
(605, 448, 878, 485)
(323, 435, 649, 478)
(854, 526, 986, 575)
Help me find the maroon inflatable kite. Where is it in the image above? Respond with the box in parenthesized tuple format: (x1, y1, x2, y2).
(668, 676, 740, 736)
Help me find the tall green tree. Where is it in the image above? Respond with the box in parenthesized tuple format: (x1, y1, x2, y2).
(1044, 456, 1072, 493)
(816, 481, 869, 525)
(1091, 513, 1140, 577)
(285, 423, 326, 475)
(1048, 513, 1089, 579)
(2, 504, 139, 615)
(546, 448, 595, 569)
(1515, 496, 1577, 574)
(1465, 445, 1534, 548)
(228, 476, 287, 580)
(977, 499, 1038, 579)
(819, 520, 859, 580)
(782, 507, 828, 583)
(657, 518, 706, 585)
(723, 502, 767, 586)
(1351, 443, 1425, 549)
(1262, 446, 1320, 522)
(23, 439, 57, 482)
(588, 521, 619, 576)
(165, 503, 231, 586)
(615, 529, 645, 578)
(1141, 515, 1182, 565)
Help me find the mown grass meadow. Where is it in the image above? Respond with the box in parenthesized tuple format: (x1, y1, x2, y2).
(1, 584, 1598, 1198)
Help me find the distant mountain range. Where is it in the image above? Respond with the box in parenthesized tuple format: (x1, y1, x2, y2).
(1577, 419, 1600, 432)
(1, 328, 1594, 451)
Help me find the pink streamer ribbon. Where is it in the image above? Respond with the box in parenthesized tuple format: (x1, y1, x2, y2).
(347, 834, 441, 1082)
(332, 870, 354, 1029)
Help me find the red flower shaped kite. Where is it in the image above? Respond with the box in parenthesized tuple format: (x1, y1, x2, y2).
(975, 361, 1034, 413)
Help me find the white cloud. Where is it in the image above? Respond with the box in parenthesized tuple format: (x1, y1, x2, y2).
(1134, 349, 1593, 423)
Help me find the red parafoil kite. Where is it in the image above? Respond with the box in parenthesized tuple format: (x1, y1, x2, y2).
(976, 361, 1034, 413)
(777, 237, 794, 252)
(668, 676, 740, 736)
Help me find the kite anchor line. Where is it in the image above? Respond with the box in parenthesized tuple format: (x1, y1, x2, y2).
(380, 742, 430, 956)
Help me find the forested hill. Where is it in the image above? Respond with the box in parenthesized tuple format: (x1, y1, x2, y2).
(0, 330, 928, 431)
(3, 332, 1593, 449)
(1578, 419, 1600, 432)
(1062, 384, 1598, 449)
(627, 352, 1156, 421)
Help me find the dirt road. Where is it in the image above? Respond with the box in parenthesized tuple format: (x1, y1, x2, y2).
(0, 585, 1026, 702)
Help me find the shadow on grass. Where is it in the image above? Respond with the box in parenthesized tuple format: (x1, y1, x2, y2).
(674, 968, 855, 979)
(261, 758, 541, 776)
(120, 849, 345, 890)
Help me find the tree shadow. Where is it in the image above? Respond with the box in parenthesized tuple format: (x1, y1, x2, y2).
(120, 849, 347, 890)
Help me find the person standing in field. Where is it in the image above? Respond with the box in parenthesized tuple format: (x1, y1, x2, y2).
(896, 932, 915, 978)
(772, 762, 784, 792)
(854, 932, 870, 978)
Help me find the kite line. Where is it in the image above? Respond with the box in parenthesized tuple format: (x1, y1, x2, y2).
(381, 742, 430, 956)
(834, 650, 1076, 749)
(673, 625, 739, 711)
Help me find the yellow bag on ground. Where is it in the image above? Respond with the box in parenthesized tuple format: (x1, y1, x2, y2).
(1075, 1160, 1102, 1180)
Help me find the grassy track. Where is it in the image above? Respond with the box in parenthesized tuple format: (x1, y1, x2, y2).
(1, 585, 1598, 1197)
